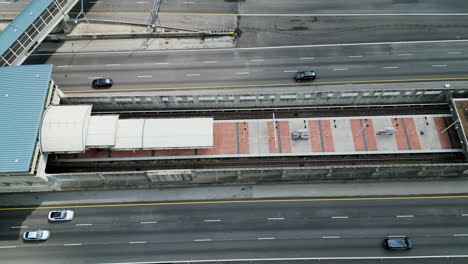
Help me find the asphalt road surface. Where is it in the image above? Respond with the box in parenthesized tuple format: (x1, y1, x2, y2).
(0, 195, 467, 264)
(24, 40, 468, 92)
(4, 0, 468, 46)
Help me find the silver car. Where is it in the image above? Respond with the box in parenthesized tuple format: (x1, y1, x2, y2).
(48, 210, 74, 221)
(23, 230, 50, 241)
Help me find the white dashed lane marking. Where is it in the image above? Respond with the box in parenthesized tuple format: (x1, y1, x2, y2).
(383, 66, 399, 69)
(396, 215, 414, 218)
(140, 221, 158, 224)
(64, 244, 82, 246)
(267, 217, 285, 220)
(204, 219, 222, 222)
(75, 223, 93, 226)
(331, 216, 349, 219)
(257, 237, 276, 240)
(194, 239, 213, 242)
(322, 236, 341, 239)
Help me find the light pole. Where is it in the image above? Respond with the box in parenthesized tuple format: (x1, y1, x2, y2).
(74, 0, 89, 24)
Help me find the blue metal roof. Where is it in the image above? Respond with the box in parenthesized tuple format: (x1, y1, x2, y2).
(0, 64, 53, 173)
(0, 0, 54, 57)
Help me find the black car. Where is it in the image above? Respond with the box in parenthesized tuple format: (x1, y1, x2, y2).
(383, 237, 413, 250)
(294, 71, 316, 82)
(92, 78, 113, 89)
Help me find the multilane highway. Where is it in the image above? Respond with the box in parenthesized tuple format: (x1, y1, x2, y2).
(25, 41, 468, 92)
(3, 0, 468, 46)
(0, 195, 467, 264)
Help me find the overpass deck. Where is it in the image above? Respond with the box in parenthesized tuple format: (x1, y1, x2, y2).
(58, 114, 462, 161)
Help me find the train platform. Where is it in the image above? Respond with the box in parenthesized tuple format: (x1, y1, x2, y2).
(58, 114, 463, 161)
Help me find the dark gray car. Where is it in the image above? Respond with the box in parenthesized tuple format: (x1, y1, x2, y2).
(383, 237, 413, 250)
(92, 78, 113, 89)
(294, 71, 316, 82)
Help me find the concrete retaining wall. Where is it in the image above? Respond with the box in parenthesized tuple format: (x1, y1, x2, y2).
(46, 163, 468, 190)
(62, 87, 466, 111)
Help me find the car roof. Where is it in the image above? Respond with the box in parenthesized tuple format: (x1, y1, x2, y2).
(387, 238, 407, 247)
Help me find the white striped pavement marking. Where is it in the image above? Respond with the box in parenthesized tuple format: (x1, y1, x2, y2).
(194, 239, 213, 242)
(462, 214, 468, 216)
(383, 66, 399, 69)
(75, 223, 93, 226)
(348, 55, 363, 58)
(64, 244, 82, 246)
(387, 235, 406, 238)
(333, 68, 348, 71)
(322, 236, 341, 239)
(250, 59, 264, 62)
(105, 64, 120, 66)
(396, 215, 414, 218)
(235, 72, 249, 74)
(57, 65, 72, 68)
(432, 64, 447, 67)
(331, 216, 349, 219)
(140, 221, 158, 224)
(11, 226, 28, 229)
(0, 246, 17, 249)
(129, 241, 147, 244)
(138, 75, 152, 78)
(448, 52, 461, 54)
(267, 217, 285, 220)
(283, 70, 297, 72)
(203, 61, 217, 63)
(453, 234, 468, 237)
(204, 219, 221, 222)
(300, 57, 314, 60)
(397, 53, 413, 56)
(186, 73, 200, 76)
(257, 237, 275, 240)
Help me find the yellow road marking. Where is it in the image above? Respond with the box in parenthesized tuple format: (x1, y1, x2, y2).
(64, 77, 468, 93)
(1, 195, 468, 211)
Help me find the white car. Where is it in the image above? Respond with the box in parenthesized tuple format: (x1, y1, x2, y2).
(48, 210, 74, 221)
(23, 230, 50, 241)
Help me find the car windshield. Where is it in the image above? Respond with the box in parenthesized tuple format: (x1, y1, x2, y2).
(29, 231, 41, 238)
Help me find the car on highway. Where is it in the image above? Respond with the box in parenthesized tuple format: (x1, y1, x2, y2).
(48, 210, 74, 221)
(383, 237, 413, 250)
(92, 78, 113, 89)
(23, 230, 50, 241)
(294, 71, 316, 82)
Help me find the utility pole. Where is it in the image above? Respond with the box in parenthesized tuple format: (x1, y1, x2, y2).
(147, 0, 161, 32)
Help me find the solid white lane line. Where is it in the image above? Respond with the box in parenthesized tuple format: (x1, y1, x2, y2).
(331, 216, 349, 219)
(250, 59, 264, 62)
(0, 246, 17, 249)
(11, 226, 28, 229)
(235, 72, 249, 74)
(322, 236, 341, 239)
(57, 65, 72, 68)
(462, 214, 468, 216)
(333, 68, 348, 71)
(283, 70, 297, 72)
(267, 217, 285, 220)
(130, 241, 147, 244)
(300, 57, 314, 60)
(397, 53, 413, 56)
(448, 52, 461, 54)
(105, 64, 120, 66)
(257, 237, 275, 240)
(64, 244, 82, 246)
(453, 234, 468, 237)
(140, 221, 158, 224)
(383, 66, 399, 69)
(36, 40, 468, 57)
(396, 215, 414, 218)
(138, 75, 152, 78)
(154, 62, 169, 65)
(88, 76, 102, 79)
(432, 64, 447, 67)
(348, 55, 363, 58)
(204, 219, 222, 222)
(194, 239, 212, 242)
(186, 74, 200, 76)
(203, 61, 217, 63)
(388, 235, 406, 238)
(75, 223, 93, 226)
(94, 255, 468, 263)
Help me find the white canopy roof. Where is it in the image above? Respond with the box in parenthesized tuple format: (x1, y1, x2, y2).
(40, 105, 92, 153)
(86, 115, 119, 147)
(114, 119, 145, 149)
(143, 118, 213, 149)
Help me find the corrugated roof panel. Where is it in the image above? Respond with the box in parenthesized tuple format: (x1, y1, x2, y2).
(0, 64, 52, 173)
(0, 0, 54, 57)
